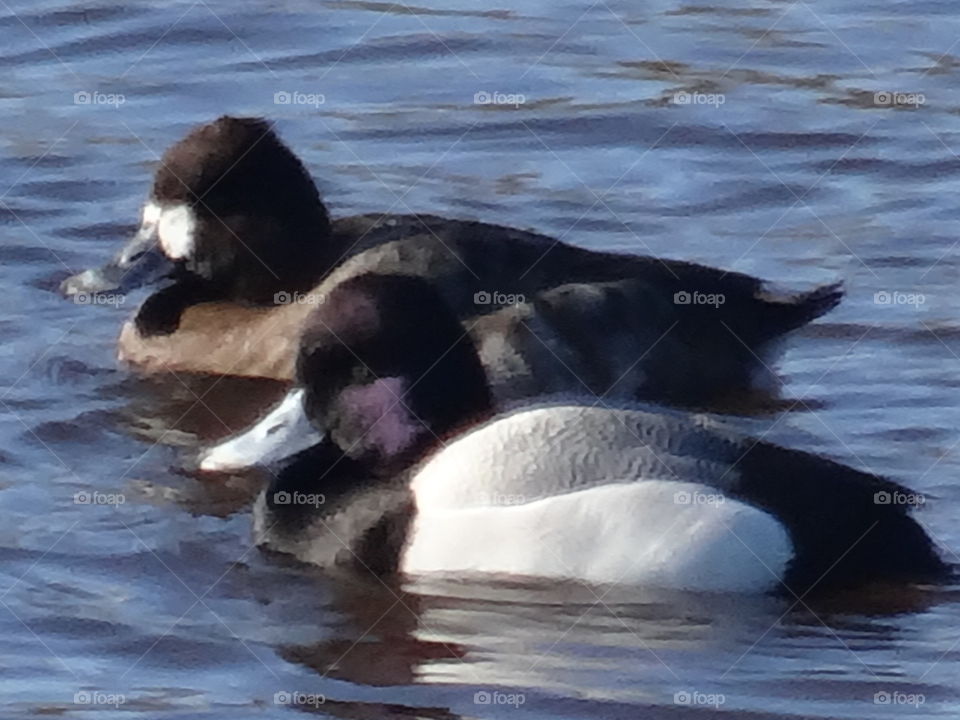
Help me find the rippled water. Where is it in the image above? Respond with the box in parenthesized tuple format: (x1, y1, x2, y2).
(2, 0, 960, 717)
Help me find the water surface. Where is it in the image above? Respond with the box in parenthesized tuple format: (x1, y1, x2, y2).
(2, 0, 960, 717)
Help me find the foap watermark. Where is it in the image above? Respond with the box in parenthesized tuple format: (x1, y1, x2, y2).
(874, 91, 925, 109)
(274, 291, 325, 306)
(874, 690, 925, 708)
(274, 691, 326, 708)
(474, 690, 526, 707)
(874, 490, 925, 507)
(474, 290, 525, 306)
(476, 491, 529, 506)
(274, 90, 325, 108)
(674, 290, 725, 308)
(74, 690, 126, 708)
(474, 90, 526, 108)
(74, 491, 125, 507)
(273, 491, 325, 507)
(673, 91, 725, 108)
(72, 291, 126, 307)
(74, 90, 125, 108)
(674, 490, 725, 507)
(673, 690, 725, 709)
(874, 290, 925, 308)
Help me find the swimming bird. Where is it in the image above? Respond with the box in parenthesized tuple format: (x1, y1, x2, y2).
(198, 274, 946, 595)
(62, 115, 841, 406)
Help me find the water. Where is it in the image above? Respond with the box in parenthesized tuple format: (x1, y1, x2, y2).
(1, 0, 959, 717)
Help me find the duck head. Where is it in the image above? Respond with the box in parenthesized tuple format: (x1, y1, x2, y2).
(198, 273, 493, 473)
(61, 116, 332, 304)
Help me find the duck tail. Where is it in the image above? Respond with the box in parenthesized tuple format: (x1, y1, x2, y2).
(757, 280, 844, 340)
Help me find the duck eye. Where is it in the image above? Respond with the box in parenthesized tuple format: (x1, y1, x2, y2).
(351, 365, 375, 385)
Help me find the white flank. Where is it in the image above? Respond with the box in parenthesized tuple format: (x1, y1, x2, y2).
(403, 481, 792, 593)
(403, 405, 793, 592)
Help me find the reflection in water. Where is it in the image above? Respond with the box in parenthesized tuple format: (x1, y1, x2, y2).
(273, 571, 956, 717)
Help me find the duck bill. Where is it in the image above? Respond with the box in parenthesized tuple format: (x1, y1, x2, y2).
(198, 388, 325, 472)
(60, 219, 174, 297)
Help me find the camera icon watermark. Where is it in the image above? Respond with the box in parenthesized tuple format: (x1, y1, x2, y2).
(673, 290, 725, 308)
(473, 690, 526, 707)
(273, 491, 325, 507)
(673, 91, 725, 108)
(473, 289, 525, 306)
(873, 290, 925, 308)
(673, 490, 725, 507)
(873, 490, 925, 506)
(874, 690, 925, 707)
(73, 90, 125, 108)
(873, 91, 925, 108)
(474, 90, 526, 108)
(273, 90, 326, 108)
(673, 690, 725, 708)
(74, 690, 126, 708)
(73, 291, 126, 307)
(274, 690, 325, 707)
(273, 291, 326, 305)
(74, 490, 125, 507)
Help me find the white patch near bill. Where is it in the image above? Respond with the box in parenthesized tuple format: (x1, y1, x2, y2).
(117, 201, 164, 266)
(157, 203, 197, 259)
(142, 200, 162, 226)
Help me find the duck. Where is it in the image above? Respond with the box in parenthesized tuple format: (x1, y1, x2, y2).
(197, 273, 947, 595)
(61, 115, 842, 407)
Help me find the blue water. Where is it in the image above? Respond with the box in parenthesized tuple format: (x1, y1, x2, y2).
(1, 1, 960, 717)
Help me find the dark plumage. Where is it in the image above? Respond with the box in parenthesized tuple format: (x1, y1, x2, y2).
(238, 274, 946, 595)
(64, 115, 842, 406)
(152, 116, 331, 299)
